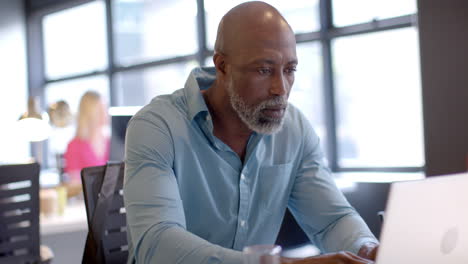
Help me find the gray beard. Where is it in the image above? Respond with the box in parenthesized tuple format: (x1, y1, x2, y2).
(227, 83, 288, 134)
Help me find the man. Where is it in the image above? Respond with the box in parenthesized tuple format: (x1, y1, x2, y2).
(124, 2, 379, 263)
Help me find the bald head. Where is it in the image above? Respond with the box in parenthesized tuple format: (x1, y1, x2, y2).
(214, 1, 295, 55)
(207, 2, 297, 135)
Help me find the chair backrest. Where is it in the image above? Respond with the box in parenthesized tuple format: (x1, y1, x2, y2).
(0, 162, 41, 264)
(81, 162, 127, 264)
(343, 182, 391, 239)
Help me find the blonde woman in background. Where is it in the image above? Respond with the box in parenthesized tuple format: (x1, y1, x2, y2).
(64, 91, 109, 183)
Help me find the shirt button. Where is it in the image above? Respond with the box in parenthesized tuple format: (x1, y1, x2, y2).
(240, 174, 246, 181)
(240, 220, 246, 227)
(206, 115, 211, 121)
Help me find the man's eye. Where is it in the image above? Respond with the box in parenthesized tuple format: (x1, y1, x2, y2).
(258, 68, 272, 75)
(285, 67, 297, 74)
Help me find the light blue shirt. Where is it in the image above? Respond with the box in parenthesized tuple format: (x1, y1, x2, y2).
(124, 67, 377, 264)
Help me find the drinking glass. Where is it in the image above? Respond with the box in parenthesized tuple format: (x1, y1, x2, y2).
(243, 244, 282, 264)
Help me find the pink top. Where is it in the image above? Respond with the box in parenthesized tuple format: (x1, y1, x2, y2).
(64, 137, 110, 182)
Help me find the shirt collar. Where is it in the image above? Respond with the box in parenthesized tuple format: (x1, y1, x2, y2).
(184, 67, 216, 121)
(183, 67, 265, 155)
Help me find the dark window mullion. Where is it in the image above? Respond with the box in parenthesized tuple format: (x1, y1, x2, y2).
(26, 9, 47, 167)
(197, 0, 207, 66)
(45, 70, 107, 84)
(113, 55, 198, 73)
(295, 31, 321, 43)
(105, 0, 116, 106)
(320, 0, 338, 171)
(329, 14, 416, 38)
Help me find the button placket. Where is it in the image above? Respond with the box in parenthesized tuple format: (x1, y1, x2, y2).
(233, 170, 250, 249)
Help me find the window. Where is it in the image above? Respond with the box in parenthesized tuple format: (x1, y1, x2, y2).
(332, 0, 417, 27)
(112, 0, 198, 65)
(204, 0, 320, 49)
(41, 1, 110, 169)
(289, 42, 326, 155)
(45, 75, 110, 114)
(42, 1, 107, 79)
(30, 0, 424, 174)
(44, 75, 110, 168)
(333, 28, 424, 168)
(113, 61, 198, 106)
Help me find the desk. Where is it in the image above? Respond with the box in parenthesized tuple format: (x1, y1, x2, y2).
(38, 171, 424, 263)
(40, 200, 88, 264)
(40, 200, 87, 235)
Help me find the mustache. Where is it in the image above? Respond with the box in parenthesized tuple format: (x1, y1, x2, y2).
(260, 96, 288, 108)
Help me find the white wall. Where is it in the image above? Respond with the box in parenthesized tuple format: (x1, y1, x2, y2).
(0, 0, 31, 163)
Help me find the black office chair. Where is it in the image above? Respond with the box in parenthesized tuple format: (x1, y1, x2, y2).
(81, 162, 127, 264)
(342, 182, 391, 239)
(276, 182, 391, 249)
(0, 162, 52, 264)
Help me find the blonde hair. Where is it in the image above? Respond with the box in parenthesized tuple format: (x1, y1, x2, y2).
(76, 91, 105, 140)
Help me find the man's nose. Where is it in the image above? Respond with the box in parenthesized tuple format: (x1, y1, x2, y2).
(270, 72, 289, 96)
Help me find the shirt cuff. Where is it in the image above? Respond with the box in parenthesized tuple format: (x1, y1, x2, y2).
(219, 247, 243, 264)
(349, 236, 379, 255)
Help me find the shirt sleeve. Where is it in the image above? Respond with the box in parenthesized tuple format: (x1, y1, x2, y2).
(124, 116, 243, 264)
(288, 118, 378, 255)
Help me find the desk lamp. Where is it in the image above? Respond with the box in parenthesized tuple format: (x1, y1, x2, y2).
(17, 97, 51, 163)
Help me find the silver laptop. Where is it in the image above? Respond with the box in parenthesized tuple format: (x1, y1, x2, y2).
(376, 172, 468, 264)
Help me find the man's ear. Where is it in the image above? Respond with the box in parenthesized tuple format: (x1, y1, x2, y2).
(213, 53, 227, 75)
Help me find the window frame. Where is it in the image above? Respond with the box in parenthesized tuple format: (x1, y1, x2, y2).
(25, 0, 423, 173)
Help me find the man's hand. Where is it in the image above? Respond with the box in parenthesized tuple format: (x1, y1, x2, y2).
(280, 251, 374, 264)
(357, 242, 379, 261)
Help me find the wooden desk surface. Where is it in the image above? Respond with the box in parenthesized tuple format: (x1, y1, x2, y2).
(40, 199, 88, 236)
